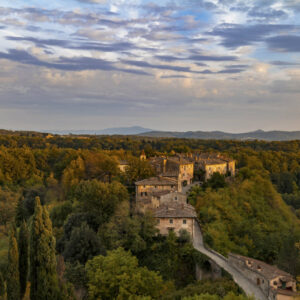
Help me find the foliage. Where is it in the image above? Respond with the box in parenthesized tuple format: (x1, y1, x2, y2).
(85, 247, 170, 300)
(63, 222, 104, 264)
(7, 227, 20, 300)
(164, 278, 240, 300)
(72, 179, 129, 226)
(182, 293, 254, 300)
(190, 172, 300, 274)
(18, 221, 29, 299)
(30, 197, 60, 300)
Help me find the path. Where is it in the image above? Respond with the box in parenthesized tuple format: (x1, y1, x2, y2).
(193, 221, 268, 300)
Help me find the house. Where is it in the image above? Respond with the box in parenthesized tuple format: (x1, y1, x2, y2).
(135, 176, 179, 203)
(192, 153, 236, 181)
(149, 156, 194, 187)
(118, 160, 129, 172)
(154, 202, 197, 239)
(228, 254, 299, 300)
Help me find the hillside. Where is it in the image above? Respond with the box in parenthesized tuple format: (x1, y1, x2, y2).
(139, 129, 300, 141)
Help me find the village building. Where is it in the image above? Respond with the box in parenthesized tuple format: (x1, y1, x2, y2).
(135, 175, 179, 203)
(191, 153, 236, 181)
(149, 156, 194, 187)
(228, 254, 299, 300)
(118, 160, 129, 172)
(140, 150, 147, 161)
(154, 202, 197, 239)
(136, 189, 188, 213)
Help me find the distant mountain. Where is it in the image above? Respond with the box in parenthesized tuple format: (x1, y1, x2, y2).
(47, 126, 153, 135)
(138, 129, 300, 141)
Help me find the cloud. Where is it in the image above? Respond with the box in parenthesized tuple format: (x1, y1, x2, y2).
(266, 35, 300, 52)
(76, 0, 107, 3)
(207, 23, 295, 49)
(189, 54, 238, 61)
(270, 61, 300, 66)
(160, 75, 190, 79)
(0, 49, 151, 75)
(122, 59, 192, 72)
(6, 36, 139, 53)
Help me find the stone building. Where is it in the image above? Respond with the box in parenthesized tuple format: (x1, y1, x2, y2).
(191, 153, 236, 181)
(118, 160, 129, 172)
(136, 189, 187, 213)
(149, 156, 194, 187)
(154, 202, 197, 239)
(135, 176, 179, 203)
(228, 254, 299, 300)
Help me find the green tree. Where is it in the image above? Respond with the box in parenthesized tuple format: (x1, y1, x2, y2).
(7, 228, 20, 300)
(15, 196, 26, 227)
(30, 197, 60, 300)
(85, 247, 169, 300)
(63, 222, 104, 264)
(0, 272, 5, 299)
(74, 180, 129, 225)
(18, 221, 29, 299)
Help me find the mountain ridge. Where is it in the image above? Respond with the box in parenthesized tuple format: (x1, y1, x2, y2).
(137, 129, 300, 141)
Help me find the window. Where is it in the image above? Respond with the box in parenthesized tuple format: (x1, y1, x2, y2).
(157, 219, 160, 224)
(183, 220, 187, 224)
(140, 192, 143, 196)
(174, 196, 177, 200)
(145, 192, 148, 196)
(169, 219, 173, 224)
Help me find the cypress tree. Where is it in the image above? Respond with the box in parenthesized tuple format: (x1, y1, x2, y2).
(30, 197, 60, 300)
(7, 228, 20, 300)
(0, 272, 5, 298)
(18, 221, 29, 299)
(15, 196, 26, 227)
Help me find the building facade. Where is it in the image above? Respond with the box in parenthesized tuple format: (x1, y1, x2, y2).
(154, 202, 198, 239)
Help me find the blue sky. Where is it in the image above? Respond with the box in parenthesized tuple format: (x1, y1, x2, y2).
(0, 0, 300, 132)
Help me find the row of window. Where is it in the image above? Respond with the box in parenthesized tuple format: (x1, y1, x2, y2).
(157, 219, 187, 224)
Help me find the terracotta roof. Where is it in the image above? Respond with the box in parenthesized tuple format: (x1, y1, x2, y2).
(168, 157, 192, 165)
(229, 254, 294, 281)
(135, 176, 178, 186)
(154, 202, 197, 218)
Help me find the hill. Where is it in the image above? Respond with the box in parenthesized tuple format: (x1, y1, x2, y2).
(139, 129, 300, 141)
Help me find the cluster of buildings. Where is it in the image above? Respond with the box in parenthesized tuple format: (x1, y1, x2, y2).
(133, 151, 236, 239)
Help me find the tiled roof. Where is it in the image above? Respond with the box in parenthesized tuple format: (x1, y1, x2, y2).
(135, 176, 178, 186)
(151, 190, 186, 198)
(154, 202, 197, 218)
(229, 254, 294, 281)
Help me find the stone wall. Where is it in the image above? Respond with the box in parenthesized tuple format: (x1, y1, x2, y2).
(205, 163, 227, 180)
(159, 192, 187, 205)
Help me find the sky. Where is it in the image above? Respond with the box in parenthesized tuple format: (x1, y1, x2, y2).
(0, 0, 300, 132)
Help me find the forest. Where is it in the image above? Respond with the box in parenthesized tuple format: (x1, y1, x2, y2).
(0, 132, 299, 299)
